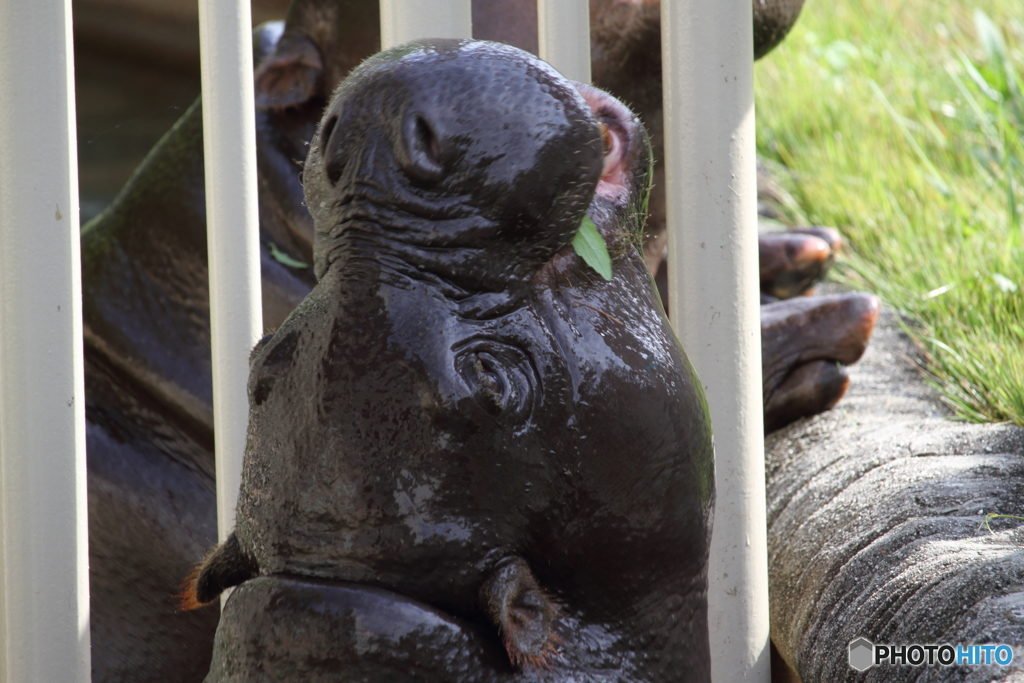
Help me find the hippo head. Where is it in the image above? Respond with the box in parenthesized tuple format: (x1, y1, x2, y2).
(194, 40, 714, 682)
(252, 0, 810, 298)
(302, 40, 603, 291)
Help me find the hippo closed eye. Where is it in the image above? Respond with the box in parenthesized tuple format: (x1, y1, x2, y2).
(184, 39, 714, 682)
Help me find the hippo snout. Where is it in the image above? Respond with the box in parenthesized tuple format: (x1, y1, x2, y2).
(300, 40, 609, 289)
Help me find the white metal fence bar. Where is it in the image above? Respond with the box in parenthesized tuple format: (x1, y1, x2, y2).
(661, 1, 770, 681)
(198, 0, 264, 543)
(537, 0, 591, 84)
(0, 0, 92, 680)
(379, 0, 472, 50)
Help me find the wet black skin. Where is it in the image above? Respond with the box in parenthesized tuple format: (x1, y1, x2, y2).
(253, 0, 870, 429)
(256, 0, 811, 293)
(200, 40, 714, 681)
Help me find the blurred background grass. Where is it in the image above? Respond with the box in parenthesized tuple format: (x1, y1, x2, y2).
(754, 0, 1024, 426)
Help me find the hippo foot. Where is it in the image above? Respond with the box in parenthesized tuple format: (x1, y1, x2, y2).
(653, 227, 877, 431)
(762, 292, 880, 432)
(759, 227, 843, 301)
(656, 227, 844, 307)
(763, 359, 849, 434)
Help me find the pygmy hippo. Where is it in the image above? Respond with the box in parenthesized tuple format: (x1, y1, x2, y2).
(184, 39, 715, 682)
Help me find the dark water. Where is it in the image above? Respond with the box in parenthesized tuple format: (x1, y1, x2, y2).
(75, 49, 200, 225)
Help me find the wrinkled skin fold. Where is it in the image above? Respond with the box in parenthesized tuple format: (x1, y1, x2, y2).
(195, 39, 715, 682)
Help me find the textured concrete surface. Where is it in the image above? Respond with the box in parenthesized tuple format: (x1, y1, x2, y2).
(766, 300, 1024, 681)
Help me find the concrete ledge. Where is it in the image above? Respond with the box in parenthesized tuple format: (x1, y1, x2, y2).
(766, 304, 1024, 682)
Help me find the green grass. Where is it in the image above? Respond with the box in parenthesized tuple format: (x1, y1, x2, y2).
(754, 0, 1024, 425)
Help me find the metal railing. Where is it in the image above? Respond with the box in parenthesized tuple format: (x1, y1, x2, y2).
(0, 1, 768, 680)
(0, 1, 92, 680)
(198, 0, 265, 552)
(662, 4, 769, 679)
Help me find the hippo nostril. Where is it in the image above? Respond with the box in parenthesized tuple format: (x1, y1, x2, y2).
(416, 115, 441, 162)
(401, 110, 444, 184)
(320, 115, 344, 186)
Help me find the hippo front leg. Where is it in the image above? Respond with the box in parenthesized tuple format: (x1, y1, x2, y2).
(206, 576, 517, 683)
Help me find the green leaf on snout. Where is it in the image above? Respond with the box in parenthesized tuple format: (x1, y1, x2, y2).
(572, 216, 613, 280)
(267, 241, 310, 269)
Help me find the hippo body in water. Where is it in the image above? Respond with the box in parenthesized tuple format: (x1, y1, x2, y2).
(186, 40, 714, 681)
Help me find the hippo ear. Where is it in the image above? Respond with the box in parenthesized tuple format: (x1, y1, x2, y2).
(254, 32, 324, 111)
(178, 532, 257, 610)
(479, 557, 560, 669)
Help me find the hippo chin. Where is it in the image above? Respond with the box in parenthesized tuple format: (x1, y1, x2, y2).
(186, 39, 714, 681)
